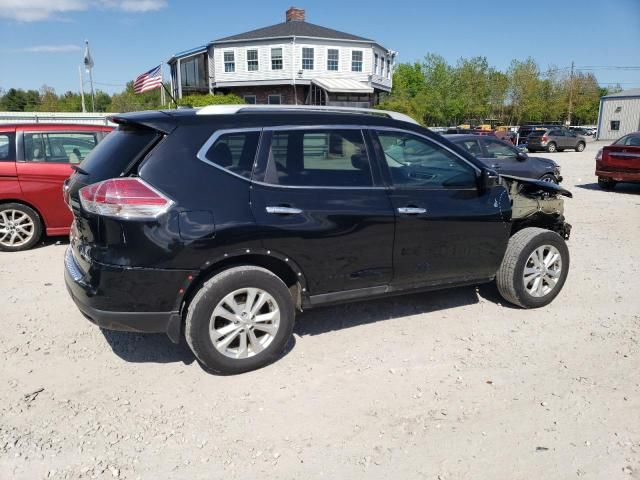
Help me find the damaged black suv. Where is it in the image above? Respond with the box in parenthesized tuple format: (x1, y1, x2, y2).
(64, 106, 572, 374)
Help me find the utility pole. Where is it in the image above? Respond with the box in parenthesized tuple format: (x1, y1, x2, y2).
(567, 61, 575, 126)
(78, 66, 86, 113)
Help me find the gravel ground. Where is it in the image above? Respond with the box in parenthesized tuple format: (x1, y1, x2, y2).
(1, 141, 639, 480)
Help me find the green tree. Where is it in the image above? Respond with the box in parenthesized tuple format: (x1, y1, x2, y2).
(177, 93, 245, 107)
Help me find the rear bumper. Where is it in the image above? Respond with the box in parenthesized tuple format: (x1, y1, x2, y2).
(596, 169, 640, 183)
(64, 248, 191, 342)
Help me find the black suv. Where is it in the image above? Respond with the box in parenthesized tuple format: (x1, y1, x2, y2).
(64, 106, 572, 374)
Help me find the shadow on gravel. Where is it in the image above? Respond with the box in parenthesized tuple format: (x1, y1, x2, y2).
(576, 182, 640, 195)
(33, 236, 70, 250)
(100, 329, 196, 365)
(294, 282, 509, 337)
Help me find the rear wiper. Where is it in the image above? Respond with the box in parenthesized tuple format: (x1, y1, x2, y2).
(71, 165, 89, 175)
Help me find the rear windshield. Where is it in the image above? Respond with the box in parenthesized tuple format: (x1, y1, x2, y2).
(527, 130, 546, 137)
(79, 126, 159, 180)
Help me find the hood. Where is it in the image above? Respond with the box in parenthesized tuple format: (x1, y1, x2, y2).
(528, 155, 558, 167)
(501, 174, 572, 198)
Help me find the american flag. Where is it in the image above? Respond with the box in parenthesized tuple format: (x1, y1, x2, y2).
(133, 65, 162, 94)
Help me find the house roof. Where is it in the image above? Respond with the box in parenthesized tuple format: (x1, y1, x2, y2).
(212, 20, 373, 43)
(168, 45, 207, 63)
(602, 88, 640, 99)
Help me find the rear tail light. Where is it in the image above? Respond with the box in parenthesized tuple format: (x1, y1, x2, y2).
(542, 136, 548, 142)
(79, 177, 173, 220)
(596, 148, 603, 162)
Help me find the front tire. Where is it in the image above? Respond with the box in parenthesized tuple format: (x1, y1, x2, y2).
(496, 228, 569, 308)
(0, 203, 42, 252)
(597, 177, 616, 190)
(546, 142, 557, 153)
(185, 266, 296, 374)
(576, 142, 585, 152)
(539, 173, 559, 184)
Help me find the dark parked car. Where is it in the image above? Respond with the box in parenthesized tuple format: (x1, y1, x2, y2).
(527, 128, 586, 153)
(446, 134, 561, 183)
(595, 132, 640, 190)
(64, 106, 572, 374)
(0, 124, 112, 251)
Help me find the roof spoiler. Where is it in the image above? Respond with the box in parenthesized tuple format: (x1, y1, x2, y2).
(108, 110, 177, 135)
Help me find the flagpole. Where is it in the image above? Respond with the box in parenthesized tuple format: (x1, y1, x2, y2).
(78, 66, 86, 113)
(88, 67, 96, 112)
(160, 65, 166, 107)
(84, 40, 96, 112)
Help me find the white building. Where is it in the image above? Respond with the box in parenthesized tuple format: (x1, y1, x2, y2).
(596, 88, 640, 140)
(168, 7, 396, 107)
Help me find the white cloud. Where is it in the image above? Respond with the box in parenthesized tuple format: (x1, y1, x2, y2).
(10, 44, 83, 53)
(0, 0, 167, 22)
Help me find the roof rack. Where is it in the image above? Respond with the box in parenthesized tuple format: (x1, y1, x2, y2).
(196, 104, 419, 125)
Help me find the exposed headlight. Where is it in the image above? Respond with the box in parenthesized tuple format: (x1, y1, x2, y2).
(595, 148, 603, 161)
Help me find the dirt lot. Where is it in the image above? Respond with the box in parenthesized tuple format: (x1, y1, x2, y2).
(1, 140, 639, 480)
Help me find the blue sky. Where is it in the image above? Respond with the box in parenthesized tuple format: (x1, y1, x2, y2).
(0, 0, 639, 94)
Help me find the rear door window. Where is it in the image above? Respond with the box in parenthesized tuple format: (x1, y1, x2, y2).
(24, 132, 98, 163)
(483, 139, 517, 159)
(458, 139, 482, 156)
(0, 134, 13, 161)
(263, 129, 373, 187)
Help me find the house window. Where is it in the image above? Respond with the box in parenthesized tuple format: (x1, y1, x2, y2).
(351, 51, 363, 72)
(268, 94, 282, 105)
(302, 47, 314, 70)
(374, 53, 379, 75)
(244, 95, 257, 104)
(386, 59, 391, 78)
(611, 120, 620, 131)
(224, 51, 235, 73)
(180, 54, 206, 88)
(247, 49, 258, 71)
(327, 49, 339, 71)
(271, 48, 283, 70)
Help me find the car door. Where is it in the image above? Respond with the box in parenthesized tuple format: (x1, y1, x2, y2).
(370, 129, 510, 286)
(479, 138, 530, 177)
(549, 129, 567, 148)
(16, 131, 99, 233)
(250, 126, 395, 296)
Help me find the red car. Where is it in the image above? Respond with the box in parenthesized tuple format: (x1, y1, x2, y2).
(596, 132, 640, 190)
(0, 123, 112, 251)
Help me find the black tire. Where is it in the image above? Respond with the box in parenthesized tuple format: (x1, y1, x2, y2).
(185, 266, 295, 374)
(575, 142, 585, 152)
(597, 177, 616, 190)
(0, 203, 43, 252)
(546, 142, 557, 153)
(496, 227, 569, 309)
(539, 173, 559, 184)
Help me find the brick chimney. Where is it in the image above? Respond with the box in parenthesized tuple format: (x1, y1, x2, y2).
(286, 7, 305, 22)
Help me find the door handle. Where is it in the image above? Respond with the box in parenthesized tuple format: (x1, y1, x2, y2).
(265, 206, 303, 215)
(397, 207, 426, 215)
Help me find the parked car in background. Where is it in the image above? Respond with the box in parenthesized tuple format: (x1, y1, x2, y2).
(516, 125, 561, 147)
(569, 127, 591, 136)
(63, 105, 572, 374)
(0, 123, 112, 251)
(446, 134, 561, 183)
(595, 132, 640, 190)
(527, 128, 586, 153)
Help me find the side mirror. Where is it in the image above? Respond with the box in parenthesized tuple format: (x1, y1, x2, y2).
(481, 168, 501, 191)
(516, 151, 528, 162)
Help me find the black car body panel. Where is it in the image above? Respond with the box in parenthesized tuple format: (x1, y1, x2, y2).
(64, 108, 570, 342)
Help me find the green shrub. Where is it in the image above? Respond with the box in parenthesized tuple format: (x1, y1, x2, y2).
(177, 93, 245, 107)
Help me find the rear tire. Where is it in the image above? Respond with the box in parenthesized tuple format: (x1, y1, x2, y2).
(0, 203, 42, 252)
(496, 228, 569, 309)
(539, 173, 558, 184)
(576, 142, 585, 152)
(546, 142, 557, 153)
(597, 177, 616, 190)
(185, 266, 296, 374)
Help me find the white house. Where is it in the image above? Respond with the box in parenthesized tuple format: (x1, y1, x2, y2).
(596, 88, 640, 141)
(168, 7, 396, 107)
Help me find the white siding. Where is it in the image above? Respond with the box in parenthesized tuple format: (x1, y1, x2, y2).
(210, 38, 393, 91)
(598, 97, 640, 140)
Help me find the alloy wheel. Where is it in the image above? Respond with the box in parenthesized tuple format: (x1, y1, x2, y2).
(523, 245, 562, 297)
(209, 288, 281, 359)
(0, 209, 36, 248)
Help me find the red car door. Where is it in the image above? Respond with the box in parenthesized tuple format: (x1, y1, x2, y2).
(16, 130, 100, 235)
